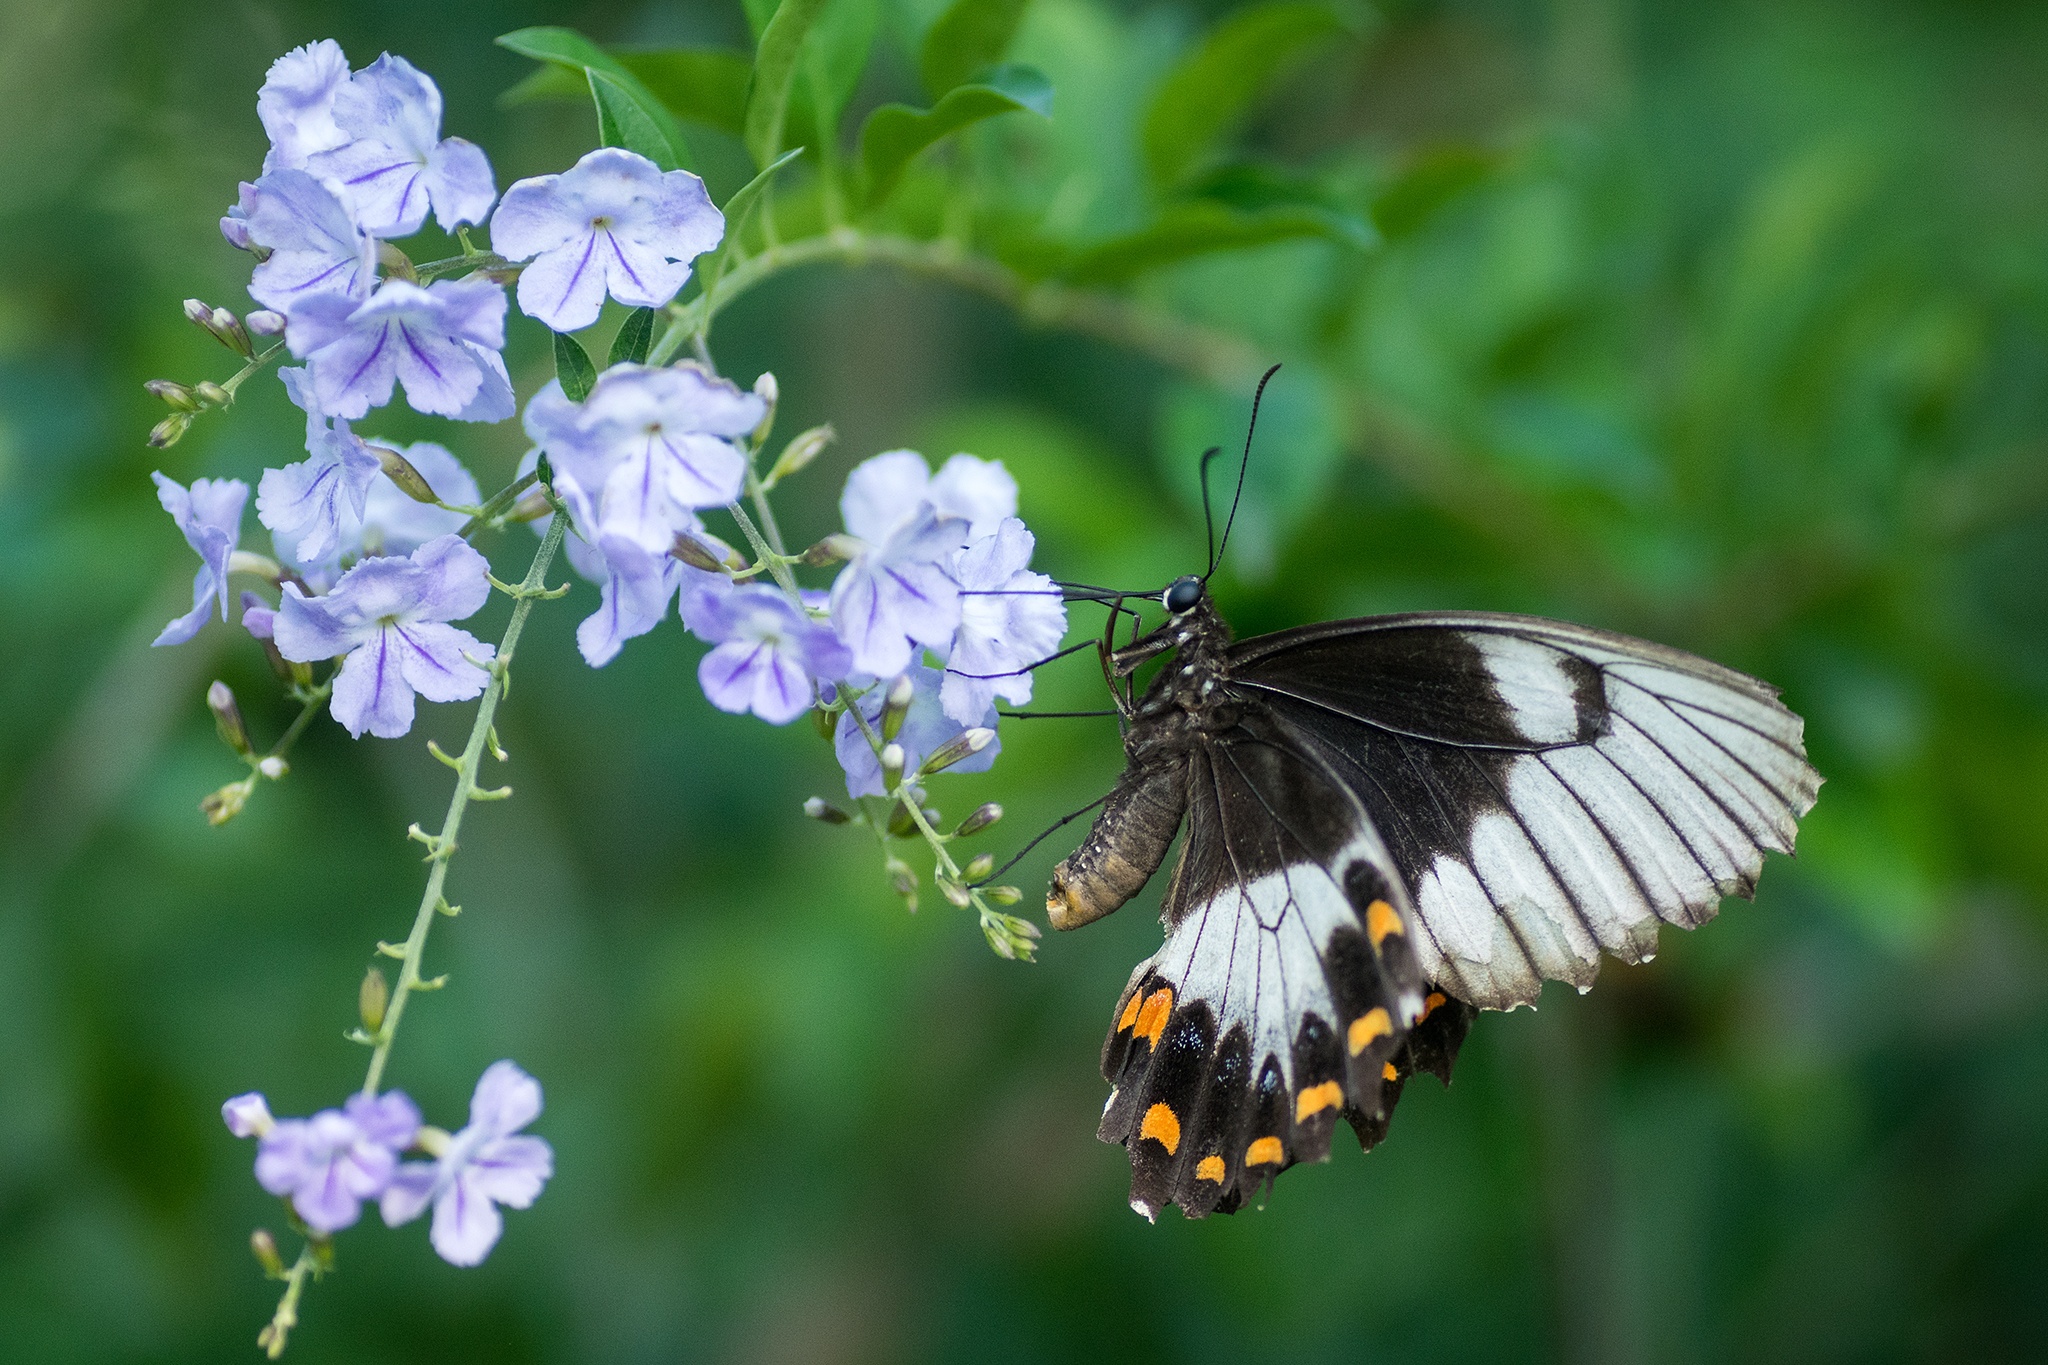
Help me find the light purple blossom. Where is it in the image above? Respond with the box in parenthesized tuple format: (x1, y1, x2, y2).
(256, 40, 353, 173)
(273, 534, 495, 739)
(941, 518, 1066, 724)
(694, 585, 851, 724)
(840, 449, 1018, 544)
(259, 367, 381, 565)
(240, 1089, 421, 1235)
(834, 665, 999, 798)
(242, 170, 377, 313)
(284, 278, 507, 420)
(381, 1061, 554, 1267)
(241, 590, 276, 641)
(151, 472, 248, 647)
(827, 505, 967, 678)
(490, 148, 724, 332)
(308, 54, 496, 237)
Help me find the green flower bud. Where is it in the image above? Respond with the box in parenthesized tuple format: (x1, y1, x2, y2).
(880, 674, 915, 741)
(885, 858, 917, 900)
(193, 381, 233, 407)
(920, 727, 995, 776)
(885, 799, 918, 839)
(201, 779, 250, 825)
(670, 531, 729, 574)
(258, 756, 288, 780)
(938, 875, 973, 908)
(879, 742, 907, 791)
(803, 796, 851, 825)
(766, 424, 835, 487)
(963, 852, 995, 882)
(954, 803, 1002, 837)
(798, 532, 861, 567)
(750, 370, 778, 444)
(369, 444, 440, 503)
(359, 966, 389, 1035)
(145, 378, 200, 412)
(208, 680, 252, 756)
(250, 1228, 285, 1278)
(984, 885, 1023, 905)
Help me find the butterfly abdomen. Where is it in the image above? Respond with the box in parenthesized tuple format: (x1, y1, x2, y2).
(1047, 758, 1189, 930)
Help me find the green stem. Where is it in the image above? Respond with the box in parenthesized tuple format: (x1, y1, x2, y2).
(359, 504, 568, 1098)
(267, 685, 329, 762)
(258, 1245, 319, 1359)
(456, 469, 541, 539)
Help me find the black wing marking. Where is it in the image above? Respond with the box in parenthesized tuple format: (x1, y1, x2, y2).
(1231, 613, 1821, 1009)
(1096, 714, 1441, 1221)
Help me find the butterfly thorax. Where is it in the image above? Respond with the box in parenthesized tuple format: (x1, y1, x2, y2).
(1124, 594, 1240, 736)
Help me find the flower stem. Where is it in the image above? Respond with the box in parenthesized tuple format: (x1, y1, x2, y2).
(359, 501, 568, 1098)
(257, 1245, 319, 1359)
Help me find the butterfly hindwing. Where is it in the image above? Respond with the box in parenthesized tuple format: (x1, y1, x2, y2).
(1097, 717, 1432, 1220)
(1231, 613, 1821, 1009)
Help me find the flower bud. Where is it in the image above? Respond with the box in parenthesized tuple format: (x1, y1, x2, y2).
(879, 742, 907, 790)
(803, 796, 851, 825)
(201, 779, 250, 825)
(358, 966, 389, 1034)
(886, 799, 918, 838)
(799, 532, 861, 567)
(953, 802, 1002, 837)
(766, 424, 835, 486)
(184, 301, 256, 357)
(208, 680, 252, 756)
(880, 674, 915, 741)
(920, 727, 995, 776)
(258, 755, 288, 780)
(670, 531, 728, 574)
(938, 875, 973, 908)
(370, 444, 440, 503)
(886, 858, 918, 900)
(245, 309, 286, 337)
(751, 371, 778, 444)
(145, 379, 199, 412)
(414, 1124, 452, 1158)
(377, 241, 417, 280)
(506, 489, 552, 523)
(963, 852, 995, 882)
(250, 1228, 285, 1279)
(984, 884, 1023, 905)
(194, 381, 232, 407)
(148, 413, 192, 447)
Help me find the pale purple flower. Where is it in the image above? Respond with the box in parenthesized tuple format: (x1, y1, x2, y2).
(220, 187, 255, 252)
(525, 364, 760, 561)
(841, 450, 1018, 544)
(307, 54, 496, 237)
(285, 278, 506, 420)
(151, 472, 248, 646)
(240, 591, 276, 641)
(259, 367, 381, 565)
(454, 345, 516, 424)
(827, 506, 967, 677)
(381, 1061, 553, 1267)
(273, 534, 495, 739)
(242, 170, 377, 313)
(256, 40, 352, 173)
(490, 148, 724, 332)
(354, 441, 477, 557)
(694, 585, 851, 724)
(222, 1092, 274, 1138)
(834, 664, 999, 798)
(244, 1090, 421, 1235)
(941, 519, 1066, 724)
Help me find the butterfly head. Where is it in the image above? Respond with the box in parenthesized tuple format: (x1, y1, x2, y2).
(1162, 575, 1204, 616)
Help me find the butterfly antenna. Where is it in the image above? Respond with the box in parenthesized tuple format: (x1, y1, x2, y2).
(1205, 362, 1283, 582)
(1196, 445, 1223, 573)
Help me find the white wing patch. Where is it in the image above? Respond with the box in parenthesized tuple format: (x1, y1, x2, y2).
(1410, 633, 1820, 1010)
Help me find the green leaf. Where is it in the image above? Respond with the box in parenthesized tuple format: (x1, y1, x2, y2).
(856, 65, 1053, 209)
(1057, 201, 1370, 285)
(614, 50, 753, 138)
(496, 27, 692, 169)
(1368, 146, 1502, 241)
(554, 330, 597, 402)
(744, 0, 833, 169)
(589, 70, 688, 171)
(791, 0, 880, 155)
(608, 308, 657, 368)
(498, 63, 587, 107)
(919, 0, 1032, 98)
(1182, 162, 1377, 249)
(1140, 2, 1353, 190)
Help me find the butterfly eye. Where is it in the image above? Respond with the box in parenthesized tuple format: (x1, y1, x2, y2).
(1163, 576, 1203, 614)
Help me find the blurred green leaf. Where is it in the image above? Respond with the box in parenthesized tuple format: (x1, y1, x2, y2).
(554, 330, 597, 402)
(496, 27, 692, 169)
(609, 308, 657, 368)
(590, 70, 686, 171)
(920, 0, 1033, 98)
(790, 0, 881, 158)
(1182, 161, 1377, 248)
(857, 65, 1053, 209)
(1140, 1, 1353, 190)
(745, 0, 833, 169)
(722, 148, 805, 235)
(1370, 145, 1503, 241)
(500, 47, 752, 138)
(1057, 201, 1370, 284)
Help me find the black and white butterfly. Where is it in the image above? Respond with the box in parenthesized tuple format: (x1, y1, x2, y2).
(1041, 387, 1821, 1222)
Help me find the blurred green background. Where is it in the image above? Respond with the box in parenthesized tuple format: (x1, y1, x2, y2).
(4, 0, 2047, 1360)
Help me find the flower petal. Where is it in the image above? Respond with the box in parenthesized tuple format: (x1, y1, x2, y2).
(394, 621, 493, 704)
(331, 630, 418, 738)
(464, 1134, 553, 1209)
(425, 137, 498, 230)
(379, 1161, 438, 1227)
(468, 1060, 544, 1135)
(430, 1170, 506, 1266)
(513, 233, 609, 332)
(839, 450, 931, 544)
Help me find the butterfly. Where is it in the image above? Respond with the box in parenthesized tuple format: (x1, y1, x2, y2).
(1042, 384, 1821, 1222)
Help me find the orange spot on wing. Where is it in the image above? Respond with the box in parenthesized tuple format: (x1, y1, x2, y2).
(1382, 1062, 1400, 1082)
(1421, 991, 1447, 1021)
(1117, 992, 1143, 1032)
(1140, 1103, 1181, 1155)
(1195, 1155, 1226, 1183)
(1245, 1136, 1285, 1167)
(1133, 989, 1173, 1047)
(1347, 1007, 1392, 1056)
(1366, 899, 1404, 947)
(1295, 1080, 1343, 1122)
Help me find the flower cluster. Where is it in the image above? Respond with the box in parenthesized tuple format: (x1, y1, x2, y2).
(224, 1061, 552, 1267)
